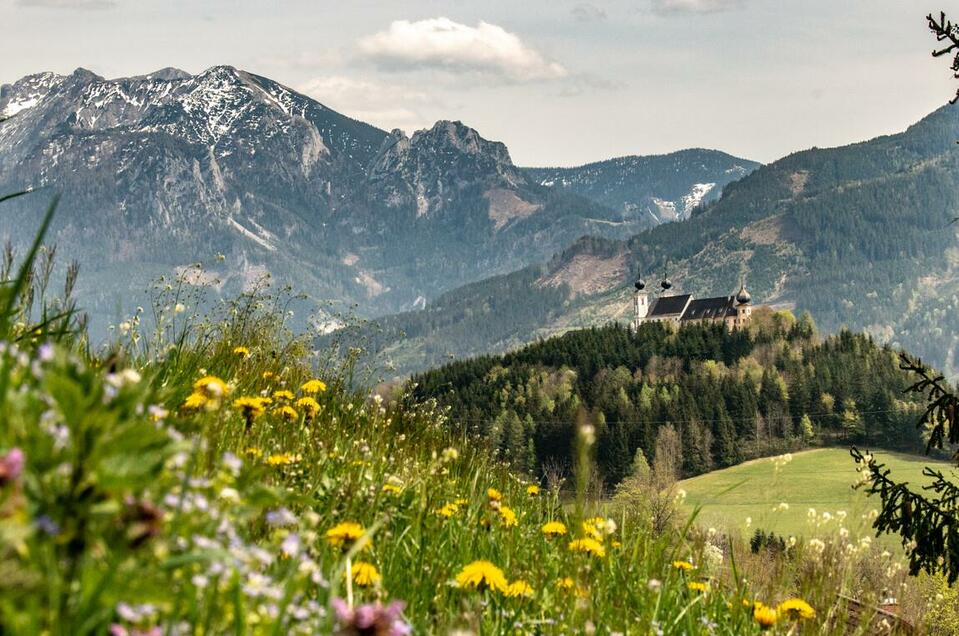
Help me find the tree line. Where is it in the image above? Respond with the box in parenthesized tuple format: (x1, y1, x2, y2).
(409, 309, 932, 488)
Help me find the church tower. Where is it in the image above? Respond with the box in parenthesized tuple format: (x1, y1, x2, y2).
(734, 278, 752, 328)
(633, 275, 648, 326)
(660, 268, 673, 297)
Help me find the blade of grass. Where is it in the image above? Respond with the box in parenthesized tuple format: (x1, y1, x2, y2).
(0, 193, 58, 330)
(0, 190, 32, 205)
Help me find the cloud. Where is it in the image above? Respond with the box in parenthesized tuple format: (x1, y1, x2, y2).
(650, 0, 743, 14)
(297, 75, 436, 133)
(571, 3, 608, 22)
(16, 0, 116, 8)
(356, 17, 568, 82)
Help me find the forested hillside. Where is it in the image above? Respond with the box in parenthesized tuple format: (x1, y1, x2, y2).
(351, 105, 959, 380)
(409, 309, 930, 488)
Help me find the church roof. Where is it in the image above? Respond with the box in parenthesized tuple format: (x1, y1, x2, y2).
(648, 294, 692, 317)
(681, 296, 738, 321)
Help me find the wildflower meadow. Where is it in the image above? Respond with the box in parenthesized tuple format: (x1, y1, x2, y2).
(0, 199, 953, 634)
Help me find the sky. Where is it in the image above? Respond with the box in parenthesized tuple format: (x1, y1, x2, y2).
(1, 0, 956, 166)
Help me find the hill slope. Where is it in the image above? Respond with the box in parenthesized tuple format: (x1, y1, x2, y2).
(407, 317, 931, 488)
(351, 105, 959, 378)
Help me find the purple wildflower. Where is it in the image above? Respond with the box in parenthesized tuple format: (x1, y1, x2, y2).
(38, 343, 54, 362)
(35, 515, 61, 536)
(332, 598, 411, 636)
(0, 447, 24, 485)
(265, 507, 297, 527)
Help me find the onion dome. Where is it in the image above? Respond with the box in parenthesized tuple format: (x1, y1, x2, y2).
(736, 281, 752, 305)
(634, 276, 646, 291)
(660, 277, 672, 291)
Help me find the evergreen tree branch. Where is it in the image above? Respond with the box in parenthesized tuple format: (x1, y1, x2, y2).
(851, 447, 959, 582)
(898, 352, 958, 458)
(928, 11, 959, 103)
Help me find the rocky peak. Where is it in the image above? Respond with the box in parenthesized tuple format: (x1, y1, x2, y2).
(0, 72, 65, 119)
(366, 120, 529, 217)
(412, 120, 514, 166)
(142, 67, 192, 82)
(369, 128, 412, 173)
(70, 67, 104, 82)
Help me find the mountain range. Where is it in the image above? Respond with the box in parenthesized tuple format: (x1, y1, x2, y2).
(4, 65, 957, 382)
(344, 105, 959, 379)
(0, 66, 754, 333)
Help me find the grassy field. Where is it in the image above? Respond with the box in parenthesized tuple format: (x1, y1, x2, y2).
(679, 448, 954, 540)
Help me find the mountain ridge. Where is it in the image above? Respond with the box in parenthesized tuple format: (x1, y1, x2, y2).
(343, 104, 959, 379)
(0, 65, 754, 336)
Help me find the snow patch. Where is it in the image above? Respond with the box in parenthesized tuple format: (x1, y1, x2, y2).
(228, 217, 276, 251)
(680, 182, 715, 217)
(651, 197, 678, 222)
(2, 97, 39, 118)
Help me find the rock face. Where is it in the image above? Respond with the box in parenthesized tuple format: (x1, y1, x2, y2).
(0, 66, 758, 333)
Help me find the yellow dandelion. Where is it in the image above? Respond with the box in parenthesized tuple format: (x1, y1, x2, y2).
(504, 580, 534, 598)
(436, 504, 458, 518)
(275, 405, 299, 421)
(300, 379, 327, 394)
(753, 603, 778, 630)
(568, 538, 606, 558)
(244, 447, 263, 458)
(672, 560, 695, 572)
(498, 505, 518, 527)
(687, 581, 709, 593)
(194, 375, 230, 398)
(273, 389, 295, 401)
(611, 540, 622, 548)
(182, 392, 208, 410)
(325, 522, 366, 550)
(777, 598, 815, 621)
(262, 371, 276, 380)
(454, 498, 468, 506)
(541, 521, 568, 537)
(582, 521, 603, 542)
(350, 561, 381, 587)
(296, 396, 320, 419)
(455, 560, 508, 593)
(266, 452, 300, 466)
(234, 396, 268, 419)
(526, 484, 540, 496)
(232, 346, 251, 359)
(487, 488, 503, 502)
(556, 577, 575, 590)
(382, 483, 402, 495)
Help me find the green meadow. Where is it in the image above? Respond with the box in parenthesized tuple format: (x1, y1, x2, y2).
(680, 448, 954, 540)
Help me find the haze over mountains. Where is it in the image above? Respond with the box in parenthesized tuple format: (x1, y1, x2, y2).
(2, 65, 958, 381)
(0, 65, 753, 333)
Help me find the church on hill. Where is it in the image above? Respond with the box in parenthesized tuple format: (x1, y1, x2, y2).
(632, 272, 754, 330)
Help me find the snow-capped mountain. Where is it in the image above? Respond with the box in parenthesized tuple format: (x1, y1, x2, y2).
(0, 66, 758, 332)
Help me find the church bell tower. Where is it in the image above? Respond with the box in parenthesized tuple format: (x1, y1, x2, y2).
(633, 275, 648, 327)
